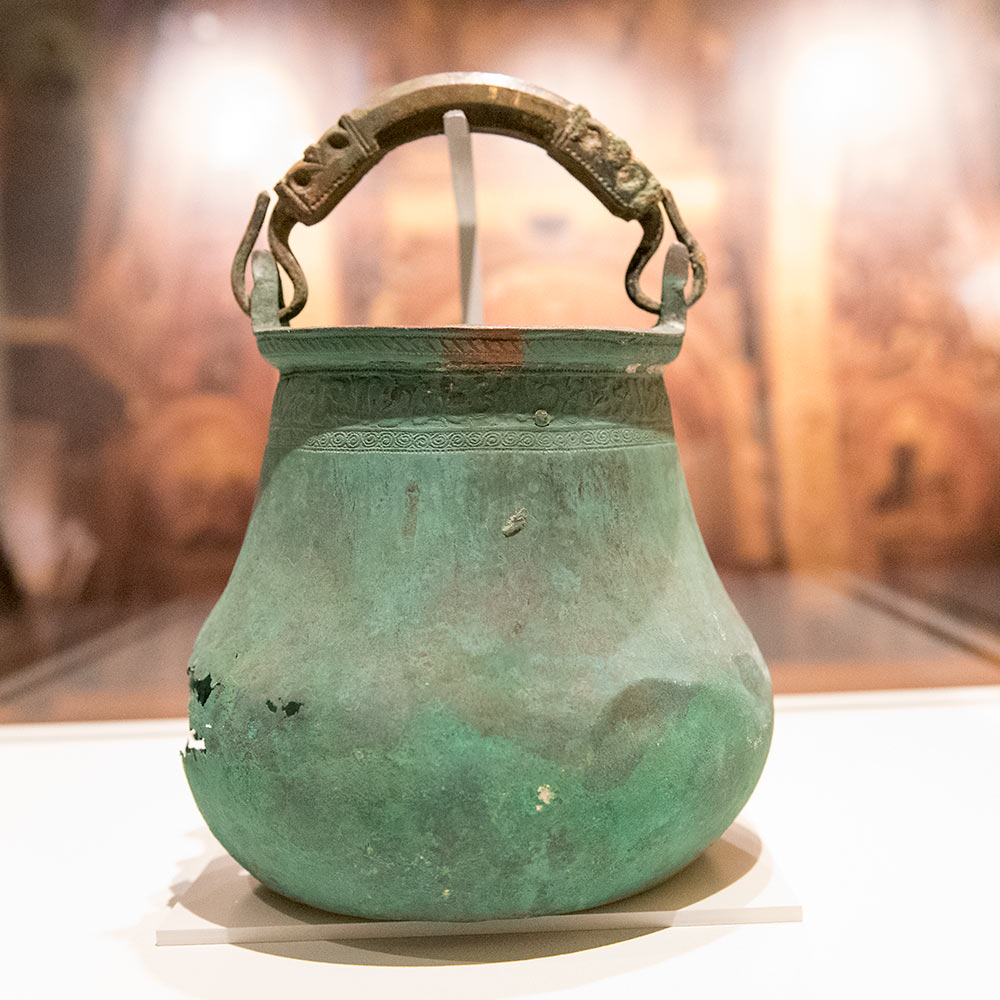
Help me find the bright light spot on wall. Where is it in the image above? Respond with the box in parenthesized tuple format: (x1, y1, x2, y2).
(172, 58, 308, 174)
(142, 20, 312, 187)
(958, 258, 1000, 349)
(781, 13, 935, 143)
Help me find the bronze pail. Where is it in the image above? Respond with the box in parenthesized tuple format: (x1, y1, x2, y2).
(183, 72, 773, 921)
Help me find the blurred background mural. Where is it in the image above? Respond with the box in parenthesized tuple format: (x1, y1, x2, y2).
(1, 0, 999, 715)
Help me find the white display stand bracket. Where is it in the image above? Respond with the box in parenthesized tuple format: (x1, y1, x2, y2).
(444, 109, 484, 325)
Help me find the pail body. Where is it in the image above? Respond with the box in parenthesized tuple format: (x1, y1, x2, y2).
(183, 325, 773, 919)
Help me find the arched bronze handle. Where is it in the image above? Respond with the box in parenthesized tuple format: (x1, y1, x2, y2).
(232, 71, 706, 323)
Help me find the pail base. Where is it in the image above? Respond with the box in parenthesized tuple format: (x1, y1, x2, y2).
(157, 820, 800, 947)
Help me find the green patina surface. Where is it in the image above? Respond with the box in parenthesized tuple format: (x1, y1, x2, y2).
(183, 353, 773, 921)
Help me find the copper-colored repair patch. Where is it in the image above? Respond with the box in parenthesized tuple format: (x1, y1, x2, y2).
(442, 329, 524, 369)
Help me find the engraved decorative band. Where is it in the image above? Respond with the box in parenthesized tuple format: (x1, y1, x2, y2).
(269, 425, 672, 453)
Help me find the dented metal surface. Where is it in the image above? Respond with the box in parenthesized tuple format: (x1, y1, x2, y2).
(186, 74, 769, 922)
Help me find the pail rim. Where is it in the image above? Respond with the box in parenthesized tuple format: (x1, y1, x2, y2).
(255, 324, 685, 374)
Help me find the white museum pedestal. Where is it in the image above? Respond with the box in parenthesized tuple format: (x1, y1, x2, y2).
(2, 687, 998, 999)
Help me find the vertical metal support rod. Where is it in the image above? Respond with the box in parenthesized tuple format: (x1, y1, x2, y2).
(443, 110, 484, 326)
